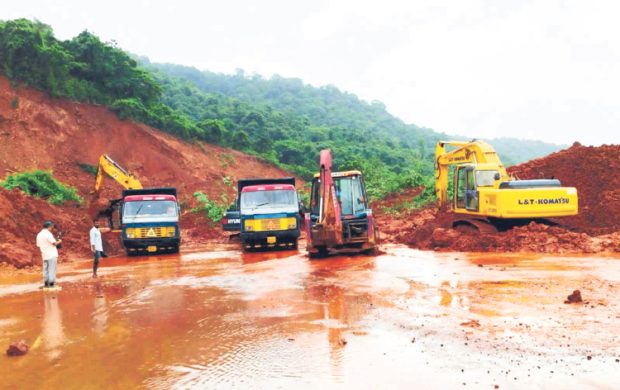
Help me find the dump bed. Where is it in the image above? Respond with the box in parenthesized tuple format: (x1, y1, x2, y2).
(122, 187, 177, 198)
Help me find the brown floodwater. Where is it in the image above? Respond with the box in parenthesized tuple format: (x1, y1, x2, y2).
(1, 244, 620, 389)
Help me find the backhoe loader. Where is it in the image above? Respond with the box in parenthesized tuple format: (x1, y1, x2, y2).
(305, 149, 378, 257)
(435, 140, 578, 232)
(93, 154, 181, 254)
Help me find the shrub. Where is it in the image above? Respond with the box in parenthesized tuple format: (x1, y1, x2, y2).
(1, 170, 82, 205)
(78, 162, 98, 176)
(191, 191, 228, 223)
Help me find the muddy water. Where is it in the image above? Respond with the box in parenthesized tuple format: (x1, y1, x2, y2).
(1, 245, 620, 389)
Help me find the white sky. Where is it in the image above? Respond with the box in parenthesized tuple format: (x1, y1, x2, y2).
(2, 0, 619, 145)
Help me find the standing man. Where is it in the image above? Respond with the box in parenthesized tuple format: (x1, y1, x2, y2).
(36, 221, 62, 288)
(90, 220, 103, 278)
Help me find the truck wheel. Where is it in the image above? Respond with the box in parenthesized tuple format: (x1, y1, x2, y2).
(312, 246, 328, 258)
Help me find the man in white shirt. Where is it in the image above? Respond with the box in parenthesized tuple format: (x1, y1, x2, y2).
(36, 221, 62, 288)
(90, 220, 104, 278)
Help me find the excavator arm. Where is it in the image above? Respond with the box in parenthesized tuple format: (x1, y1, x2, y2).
(94, 154, 143, 194)
(312, 149, 343, 247)
(91, 155, 143, 231)
(435, 140, 508, 209)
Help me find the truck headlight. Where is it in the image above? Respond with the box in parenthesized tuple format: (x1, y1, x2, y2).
(126, 229, 135, 238)
(167, 227, 176, 237)
(246, 225, 253, 231)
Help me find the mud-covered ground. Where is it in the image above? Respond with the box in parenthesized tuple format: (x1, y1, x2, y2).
(2, 244, 619, 388)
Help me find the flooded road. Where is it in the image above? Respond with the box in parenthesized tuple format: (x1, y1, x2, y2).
(1, 244, 620, 389)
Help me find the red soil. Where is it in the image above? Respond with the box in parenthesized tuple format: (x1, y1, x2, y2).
(0, 76, 300, 267)
(508, 142, 620, 235)
(377, 143, 620, 253)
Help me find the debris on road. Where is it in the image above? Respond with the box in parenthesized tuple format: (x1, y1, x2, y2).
(564, 290, 583, 304)
(6, 340, 29, 356)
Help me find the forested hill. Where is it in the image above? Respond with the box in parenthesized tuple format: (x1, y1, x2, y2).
(144, 63, 565, 166)
(0, 18, 562, 202)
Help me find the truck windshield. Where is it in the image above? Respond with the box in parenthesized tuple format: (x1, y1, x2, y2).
(241, 190, 296, 210)
(124, 200, 177, 218)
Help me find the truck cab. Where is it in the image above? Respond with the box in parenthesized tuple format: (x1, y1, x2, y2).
(120, 188, 180, 255)
(222, 178, 301, 250)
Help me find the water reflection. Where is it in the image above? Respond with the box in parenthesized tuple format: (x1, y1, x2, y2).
(42, 294, 64, 361)
(93, 283, 108, 336)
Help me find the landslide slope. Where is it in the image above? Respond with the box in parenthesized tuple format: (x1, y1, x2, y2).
(0, 76, 298, 267)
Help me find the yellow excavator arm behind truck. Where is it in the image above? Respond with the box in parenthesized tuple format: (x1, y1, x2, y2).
(94, 154, 143, 193)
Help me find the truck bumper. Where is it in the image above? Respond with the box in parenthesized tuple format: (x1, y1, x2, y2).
(240, 230, 299, 247)
(123, 238, 180, 254)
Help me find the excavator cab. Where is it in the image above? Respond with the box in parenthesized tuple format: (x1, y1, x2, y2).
(454, 165, 491, 212)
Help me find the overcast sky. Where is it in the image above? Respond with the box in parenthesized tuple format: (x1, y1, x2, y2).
(2, 0, 619, 145)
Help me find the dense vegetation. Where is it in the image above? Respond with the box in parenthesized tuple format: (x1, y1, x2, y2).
(1, 170, 82, 205)
(0, 19, 562, 204)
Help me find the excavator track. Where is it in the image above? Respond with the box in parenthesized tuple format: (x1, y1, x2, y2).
(452, 217, 498, 234)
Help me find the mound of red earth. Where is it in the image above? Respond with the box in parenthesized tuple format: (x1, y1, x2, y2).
(376, 143, 620, 253)
(0, 76, 300, 267)
(508, 142, 620, 235)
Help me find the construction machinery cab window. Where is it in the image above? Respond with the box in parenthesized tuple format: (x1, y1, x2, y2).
(310, 175, 366, 216)
(123, 200, 178, 220)
(335, 175, 365, 215)
(456, 167, 477, 210)
(475, 170, 499, 187)
(240, 190, 297, 211)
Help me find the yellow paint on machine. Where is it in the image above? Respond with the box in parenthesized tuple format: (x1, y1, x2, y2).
(126, 226, 176, 239)
(244, 217, 296, 232)
(476, 187, 578, 218)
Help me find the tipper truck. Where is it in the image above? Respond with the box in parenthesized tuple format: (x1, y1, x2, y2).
(222, 178, 301, 250)
(93, 154, 181, 255)
(120, 188, 180, 254)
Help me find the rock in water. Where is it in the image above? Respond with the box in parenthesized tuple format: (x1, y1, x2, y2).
(6, 340, 29, 356)
(564, 290, 583, 304)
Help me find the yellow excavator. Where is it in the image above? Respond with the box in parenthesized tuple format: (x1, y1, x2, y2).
(435, 140, 578, 232)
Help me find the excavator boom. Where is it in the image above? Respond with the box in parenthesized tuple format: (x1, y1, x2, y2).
(314, 149, 343, 246)
(94, 154, 143, 193)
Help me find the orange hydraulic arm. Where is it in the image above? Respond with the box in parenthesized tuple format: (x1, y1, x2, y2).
(435, 140, 509, 209)
(313, 149, 343, 246)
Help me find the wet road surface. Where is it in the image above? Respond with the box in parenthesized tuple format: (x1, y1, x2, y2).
(1, 244, 620, 389)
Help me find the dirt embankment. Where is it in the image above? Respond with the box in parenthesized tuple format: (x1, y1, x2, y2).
(508, 142, 620, 235)
(0, 76, 300, 267)
(376, 143, 620, 253)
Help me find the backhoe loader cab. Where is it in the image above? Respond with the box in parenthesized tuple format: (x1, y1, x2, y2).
(310, 172, 368, 218)
(306, 166, 378, 257)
